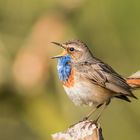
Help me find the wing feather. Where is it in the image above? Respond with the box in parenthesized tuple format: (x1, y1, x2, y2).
(73, 61, 135, 98)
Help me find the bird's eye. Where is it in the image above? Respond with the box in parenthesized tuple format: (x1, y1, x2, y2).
(69, 47, 74, 51)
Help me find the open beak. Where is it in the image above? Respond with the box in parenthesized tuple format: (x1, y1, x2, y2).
(51, 42, 67, 59)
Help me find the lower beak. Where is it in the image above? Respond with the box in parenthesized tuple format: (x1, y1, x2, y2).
(51, 50, 67, 59)
(51, 55, 63, 59)
(51, 42, 67, 59)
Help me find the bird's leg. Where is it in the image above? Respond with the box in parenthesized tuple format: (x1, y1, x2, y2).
(82, 104, 103, 121)
(94, 99, 110, 122)
(69, 107, 98, 128)
(82, 108, 96, 121)
(94, 103, 108, 122)
(69, 103, 106, 128)
(87, 103, 108, 129)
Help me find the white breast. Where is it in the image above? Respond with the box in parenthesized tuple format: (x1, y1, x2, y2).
(63, 79, 112, 106)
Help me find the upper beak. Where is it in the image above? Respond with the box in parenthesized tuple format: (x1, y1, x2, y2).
(51, 42, 67, 59)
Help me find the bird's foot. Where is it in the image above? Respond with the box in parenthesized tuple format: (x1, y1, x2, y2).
(82, 116, 88, 121)
(81, 119, 98, 130)
(69, 116, 99, 129)
(69, 117, 89, 128)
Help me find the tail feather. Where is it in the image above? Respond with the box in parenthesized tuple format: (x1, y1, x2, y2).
(116, 95, 131, 102)
(127, 71, 140, 89)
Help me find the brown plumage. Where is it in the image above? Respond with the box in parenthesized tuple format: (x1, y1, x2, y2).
(52, 39, 140, 119)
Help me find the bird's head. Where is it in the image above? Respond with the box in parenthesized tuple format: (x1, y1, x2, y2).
(51, 40, 93, 62)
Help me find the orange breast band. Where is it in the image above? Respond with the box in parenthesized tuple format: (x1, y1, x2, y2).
(63, 69, 75, 87)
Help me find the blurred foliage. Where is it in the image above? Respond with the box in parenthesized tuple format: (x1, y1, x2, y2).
(0, 0, 140, 140)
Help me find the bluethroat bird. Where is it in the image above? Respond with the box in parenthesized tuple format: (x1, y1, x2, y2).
(51, 40, 140, 120)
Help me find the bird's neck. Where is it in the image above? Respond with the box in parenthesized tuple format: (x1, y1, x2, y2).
(57, 55, 71, 82)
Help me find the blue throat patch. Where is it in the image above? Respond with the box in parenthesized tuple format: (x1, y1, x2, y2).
(57, 55, 71, 82)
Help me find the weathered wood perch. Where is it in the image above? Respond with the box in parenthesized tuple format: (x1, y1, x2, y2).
(52, 120, 104, 140)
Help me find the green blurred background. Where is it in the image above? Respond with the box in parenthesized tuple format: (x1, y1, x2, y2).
(0, 0, 140, 140)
